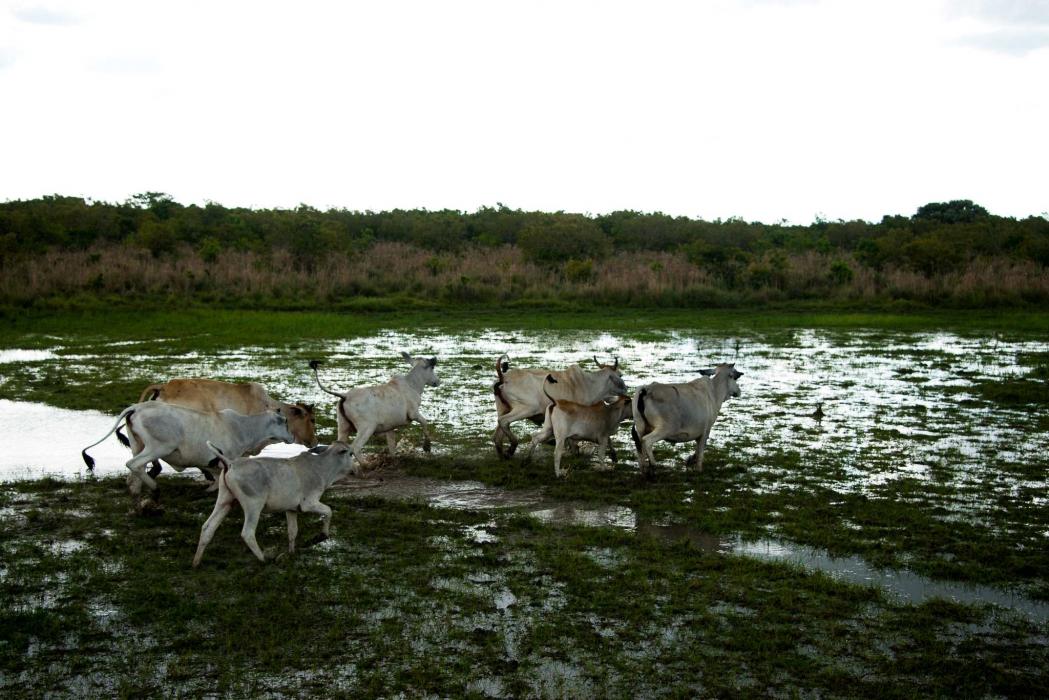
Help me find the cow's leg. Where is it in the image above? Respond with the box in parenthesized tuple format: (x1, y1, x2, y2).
(383, 431, 398, 455)
(336, 408, 350, 443)
(348, 424, 377, 468)
(301, 500, 333, 545)
(687, 428, 711, 472)
(608, 442, 619, 465)
(285, 511, 299, 554)
(523, 411, 553, 463)
(131, 432, 164, 480)
(640, 429, 669, 478)
(553, 438, 567, 478)
(408, 409, 432, 453)
(240, 506, 267, 562)
(125, 449, 162, 494)
(496, 407, 539, 459)
(594, 438, 612, 471)
(493, 402, 511, 457)
(192, 499, 233, 567)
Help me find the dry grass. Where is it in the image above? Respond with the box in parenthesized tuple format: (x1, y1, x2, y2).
(2, 243, 1046, 308)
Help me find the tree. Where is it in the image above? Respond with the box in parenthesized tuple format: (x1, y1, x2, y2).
(517, 216, 611, 264)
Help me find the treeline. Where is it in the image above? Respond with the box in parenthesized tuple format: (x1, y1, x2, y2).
(1, 194, 1048, 309)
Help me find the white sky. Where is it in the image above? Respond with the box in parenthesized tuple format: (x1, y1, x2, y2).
(1, 0, 1047, 223)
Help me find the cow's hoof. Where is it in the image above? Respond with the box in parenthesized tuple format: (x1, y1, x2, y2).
(423, 439, 432, 453)
(506, 444, 518, 458)
(305, 533, 329, 547)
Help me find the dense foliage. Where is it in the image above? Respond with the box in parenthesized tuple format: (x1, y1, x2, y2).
(1, 194, 1046, 309)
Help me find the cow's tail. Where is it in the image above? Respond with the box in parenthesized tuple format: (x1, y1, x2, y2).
(630, 387, 649, 453)
(118, 383, 163, 447)
(82, 406, 136, 471)
(543, 375, 558, 407)
(205, 441, 234, 496)
(308, 360, 344, 398)
(137, 383, 165, 403)
(493, 354, 511, 411)
(542, 375, 559, 423)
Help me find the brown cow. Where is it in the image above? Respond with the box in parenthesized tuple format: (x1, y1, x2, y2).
(524, 375, 634, 478)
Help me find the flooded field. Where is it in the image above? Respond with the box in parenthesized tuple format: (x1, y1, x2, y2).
(1, 312, 1047, 695)
(2, 323, 1046, 508)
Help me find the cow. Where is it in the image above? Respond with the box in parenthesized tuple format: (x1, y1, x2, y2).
(81, 403, 295, 495)
(192, 440, 356, 567)
(524, 375, 634, 478)
(309, 353, 439, 468)
(631, 363, 743, 477)
(493, 354, 627, 458)
(131, 378, 317, 449)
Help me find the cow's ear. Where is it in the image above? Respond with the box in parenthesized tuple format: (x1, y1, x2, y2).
(306, 404, 315, 412)
(401, 351, 412, 361)
(593, 355, 601, 368)
(291, 406, 304, 417)
(613, 356, 619, 371)
(733, 370, 744, 379)
(699, 368, 715, 376)
(429, 357, 437, 367)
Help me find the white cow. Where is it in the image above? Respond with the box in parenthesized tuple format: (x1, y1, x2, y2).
(493, 354, 627, 458)
(81, 403, 294, 495)
(310, 354, 439, 467)
(525, 375, 634, 478)
(631, 363, 743, 477)
(192, 441, 356, 566)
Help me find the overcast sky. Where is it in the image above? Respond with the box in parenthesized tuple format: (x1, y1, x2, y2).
(1, 1, 1047, 223)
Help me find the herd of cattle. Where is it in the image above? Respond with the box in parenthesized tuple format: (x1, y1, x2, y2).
(80, 352, 743, 564)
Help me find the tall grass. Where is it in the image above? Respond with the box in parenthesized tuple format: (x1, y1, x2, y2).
(2, 242, 1047, 309)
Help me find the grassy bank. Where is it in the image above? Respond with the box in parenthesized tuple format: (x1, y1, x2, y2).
(2, 476, 1046, 697)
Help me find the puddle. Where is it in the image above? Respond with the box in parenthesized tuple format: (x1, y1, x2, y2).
(731, 537, 1049, 625)
(0, 400, 134, 481)
(0, 349, 59, 363)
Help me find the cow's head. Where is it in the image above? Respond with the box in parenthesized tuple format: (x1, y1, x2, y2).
(281, 402, 318, 447)
(321, 440, 356, 477)
(402, 351, 441, 387)
(591, 355, 627, 397)
(269, 407, 296, 444)
(700, 363, 743, 398)
(611, 394, 634, 422)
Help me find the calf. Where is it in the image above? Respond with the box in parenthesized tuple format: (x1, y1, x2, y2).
(81, 403, 294, 495)
(631, 363, 743, 477)
(192, 441, 356, 566)
(310, 353, 439, 467)
(525, 375, 634, 478)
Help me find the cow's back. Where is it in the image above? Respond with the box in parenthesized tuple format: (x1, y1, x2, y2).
(154, 378, 273, 414)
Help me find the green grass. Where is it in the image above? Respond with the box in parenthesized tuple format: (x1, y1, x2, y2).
(1, 477, 1046, 697)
